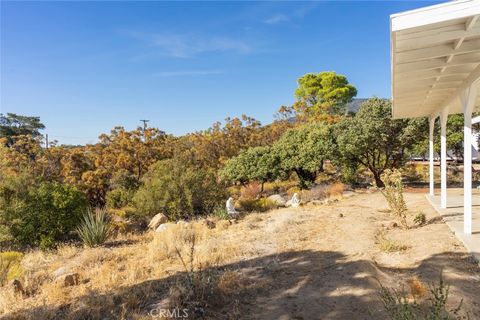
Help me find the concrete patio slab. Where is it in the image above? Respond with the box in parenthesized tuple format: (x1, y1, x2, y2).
(426, 189, 480, 263)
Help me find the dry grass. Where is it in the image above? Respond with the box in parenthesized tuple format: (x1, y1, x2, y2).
(375, 230, 410, 253)
(0, 218, 245, 318)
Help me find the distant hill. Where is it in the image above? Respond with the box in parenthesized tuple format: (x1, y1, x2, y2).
(345, 98, 370, 114)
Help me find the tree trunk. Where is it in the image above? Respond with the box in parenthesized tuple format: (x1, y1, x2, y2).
(295, 168, 316, 189)
(318, 160, 324, 173)
(373, 172, 385, 188)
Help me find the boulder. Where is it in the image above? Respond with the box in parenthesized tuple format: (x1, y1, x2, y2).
(53, 267, 69, 278)
(155, 222, 174, 233)
(286, 193, 301, 208)
(203, 219, 216, 229)
(10, 279, 24, 295)
(267, 194, 286, 207)
(57, 273, 80, 287)
(226, 197, 238, 217)
(149, 213, 168, 230)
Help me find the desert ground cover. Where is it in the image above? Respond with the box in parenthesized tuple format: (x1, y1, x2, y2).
(1, 191, 479, 319)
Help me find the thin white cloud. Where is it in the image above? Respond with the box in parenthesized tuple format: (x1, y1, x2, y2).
(264, 14, 290, 25)
(152, 70, 225, 77)
(126, 31, 252, 58)
(262, 3, 317, 25)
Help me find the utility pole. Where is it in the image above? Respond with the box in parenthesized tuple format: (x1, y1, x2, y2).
(45, 134, 49, 149)
(140, 119, 149, 131)
(140, 119, 150, 140)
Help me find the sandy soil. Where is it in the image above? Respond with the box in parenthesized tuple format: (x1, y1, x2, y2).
(225, 192, 480, 319)
(2, 191, 480, 319)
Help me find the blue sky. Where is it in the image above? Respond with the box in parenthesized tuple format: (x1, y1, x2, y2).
(1, 1, 441, 145)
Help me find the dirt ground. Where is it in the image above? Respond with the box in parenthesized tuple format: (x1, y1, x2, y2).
(226, 191, 480, 319)
(2, 191, 480, 319)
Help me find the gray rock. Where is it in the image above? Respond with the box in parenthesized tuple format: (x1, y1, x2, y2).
(267, 194, 286, 207)
(53, 267, 69, 278)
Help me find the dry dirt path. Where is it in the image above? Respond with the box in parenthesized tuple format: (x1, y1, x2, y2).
(231, 192, 480, 319)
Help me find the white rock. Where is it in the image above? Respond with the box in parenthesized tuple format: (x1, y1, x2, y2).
(155, 222, 175, 233)
(226, 197, 238, 217)
(286, 193, 301, 208)
(53, 267, 69, 278)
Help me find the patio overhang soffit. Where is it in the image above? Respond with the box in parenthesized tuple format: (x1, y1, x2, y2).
(391, 0, 480, 119)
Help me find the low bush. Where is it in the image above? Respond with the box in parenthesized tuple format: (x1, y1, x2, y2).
(380, 169, 408, 229)
(413, 212, 426, 226)
(212, 207, 229, 220)
(328, 182, 345, 197)
(286, 186, 301, 197)
(238, 198, 277, 212)
(0, 251, 23, 285)
(240, 182, 262, 199)
(0, 172, 88, 249)
(133, 159, 227, 220)
(375, 230, 409, 253)
(105, 188, 134, 209)
(300, 184, 328, 202)
(77, 208, 113, 247)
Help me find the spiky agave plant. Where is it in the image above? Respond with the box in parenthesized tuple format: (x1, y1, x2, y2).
(77, 208, 112, 247)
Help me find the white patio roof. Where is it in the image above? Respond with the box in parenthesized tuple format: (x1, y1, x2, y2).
(391, 0, 480, 119)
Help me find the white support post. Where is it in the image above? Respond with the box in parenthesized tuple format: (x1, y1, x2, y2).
(429, 116, 435, 196)
(462, 83, 477, 235)
(440, 107, 449, 209)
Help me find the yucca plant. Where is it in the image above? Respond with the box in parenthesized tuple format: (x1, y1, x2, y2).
(77, 208, 112, 247)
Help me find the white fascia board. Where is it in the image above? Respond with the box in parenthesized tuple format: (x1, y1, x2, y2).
(391, 0, 480, 32)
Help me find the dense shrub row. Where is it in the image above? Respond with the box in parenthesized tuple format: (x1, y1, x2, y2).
(0, 72, 430, 249)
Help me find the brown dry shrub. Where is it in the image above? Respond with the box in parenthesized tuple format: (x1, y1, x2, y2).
(407, 276, 427, 298)
(286, 186, 301, 197)
(240, 182, 262, 199)
(328, 182, 345, 197)
(300, 184, 328, 202)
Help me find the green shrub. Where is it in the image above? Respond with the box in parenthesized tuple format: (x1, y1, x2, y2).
(77, 208, 112, 247)
(212, 207, 229, 220)
(106, 188, 134, 209)
(414, 212, 426, 226)
(238, 198, 277, 212)
(0, 173, 88, 249)
(133, 159, 227, 220)
(0, 251, 23, 285)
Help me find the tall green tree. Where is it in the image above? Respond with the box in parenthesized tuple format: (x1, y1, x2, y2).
(335, 98, 424, 187)
(0, 113, 45, 146)
(293, 71, 357, 121)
